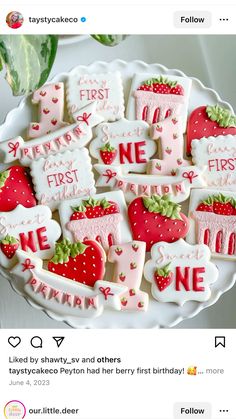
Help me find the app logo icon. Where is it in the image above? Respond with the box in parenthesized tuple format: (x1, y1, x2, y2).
(6, 11, 24, 29)
(4, 400, 26, 419)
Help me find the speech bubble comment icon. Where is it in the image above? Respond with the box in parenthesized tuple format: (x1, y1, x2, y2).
(30, 336, 43, 348)
(4, 400, 26, 419)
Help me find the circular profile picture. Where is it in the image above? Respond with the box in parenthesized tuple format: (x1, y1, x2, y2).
(4, 400, 26, 419)
(6, 11, 24, 29)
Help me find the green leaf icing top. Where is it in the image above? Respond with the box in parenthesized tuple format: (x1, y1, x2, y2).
(0, 169, 10, 189)
(0, 234, 18, 245)
(72, 197, 111, 213)
(142, 195, 182, 220)
(155, 263, 172, 277)
(50, 239, 88, 264)
(142, 76, 178, 88)
(100, 142, 116, 152)
(200, 193, 236, 207)
(206, 105, 236, 128)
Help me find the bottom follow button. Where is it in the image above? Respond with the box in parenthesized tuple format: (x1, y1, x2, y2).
(174, 402, 211, 418)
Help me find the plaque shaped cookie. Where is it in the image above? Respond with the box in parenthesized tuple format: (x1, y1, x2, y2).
(126, 74, 192, 131)
(67, 71, 125, 121)
(90, 118, 157, 173)
(144, 239, 218, 305)
(58, 191, 132, 252)
(0, 205, 61, 260)
(187, 188, 236, 260)
(191, 135, 236, 191)
(30, 149, 96, 211)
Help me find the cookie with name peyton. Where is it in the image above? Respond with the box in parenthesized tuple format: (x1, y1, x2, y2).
(67, 71, 125, 122)
(186, 104, 236, 156)
(187, 188, 236, 260)
(11, 250, 127, 319)
(126, 74, 192, 131)
(0, 205, 61, 261)
(89, 118, 157, 173)
(191, 135, 236, 190)
(58, 191, 132, 252)
(128, 195, 189, 252)
(144, 239, 218, 305)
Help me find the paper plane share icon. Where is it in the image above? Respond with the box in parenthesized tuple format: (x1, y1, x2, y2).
(52, 337, 65, 348)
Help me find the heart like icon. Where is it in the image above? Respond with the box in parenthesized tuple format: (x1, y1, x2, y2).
(8, 336, 21, 348)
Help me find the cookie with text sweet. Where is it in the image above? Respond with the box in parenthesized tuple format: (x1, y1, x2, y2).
(30, 149, 96, 211)
(108, 241, 149, 311)
(187, 188, 236, 260)
(148, 114, 191, 175)
(0, 205, 61, 261)
(67, 71, 125, 122)
(11, 250, 127, 319)
(1, 102, 104, 166)
(144, 239, 218, 305)
(95, 164, 206, 204)
(90, 118, 157, 173)
(58, 191, 132, 252)
(128, 195, 189, 252)
(186, 104, 236, 156)
(126, 74, 192, 131)
(191, 135, 236, 191)
(28, 82, 68, 139)
(0, 166, 36, 212)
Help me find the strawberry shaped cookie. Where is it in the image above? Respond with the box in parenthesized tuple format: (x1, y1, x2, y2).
(66, 197, 123, 251)
(128, 195, 189, 251)
(0, 235, 19, 259)
(186, 104, 236, 155)
(0, 166, 36, 211)
(154, 263, 173, 292)
(48, 238, 106, 287)
(99, 143, 117, 165)
(188, 189, 236, 259)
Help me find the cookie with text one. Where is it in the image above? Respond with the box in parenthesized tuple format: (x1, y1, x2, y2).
(90, 118, 157, 173)
(144, 239, 218, 305)
(191, 135, 236, 191)
(108, 241, 149, 311)
(126, 74, 192, 131)
(187, 188, 236, 260)
(67, 71, 125, 121)
(58, 191, 132, 252)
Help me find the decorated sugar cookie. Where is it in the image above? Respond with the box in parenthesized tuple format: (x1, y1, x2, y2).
(28, 82, 68, 139)
(67, 71, 125, 121)
(128, 195, 189, 251)
(148, 115, 191, 175)
(48, 238, 106, 287)
(126, 74, 192, 131)
(30, 149, 95, 211)
(108, 241, 148, 311)
(95, 164, 206, 203)
(58, 191, 132, 251)
(187, 189, 236, 259)
(90, 118, 157, 173)
(0, 205, 61, 260)
(1, 102, 103, 166)
(144, 239, 218, 305)
(191, 135, 236, 190)
(11, 250, 127, 319)
(0, 235, 19, 269)
(186, 104, 236, 155)
(0, 166, 36, 212)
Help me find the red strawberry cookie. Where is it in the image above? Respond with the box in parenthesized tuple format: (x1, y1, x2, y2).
(0, 166, 36, 211)
(128, 195, 189, 251)
(99, 143, 117, 165)
(144, 239, 218, 305)
(186, 104, 236, 155)
(0, 235, 19, 259)
(188, 189, 236, 259)
(48, 238, 106, 287)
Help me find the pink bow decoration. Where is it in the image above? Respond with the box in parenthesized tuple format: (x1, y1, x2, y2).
(102, 169, 117, 184)
(8, 141, 20, 158)
(99, 287, 114, 300)
(182, 170, 198, 184)
(76, 112, 92, 126)
(22, 258, 35, 272)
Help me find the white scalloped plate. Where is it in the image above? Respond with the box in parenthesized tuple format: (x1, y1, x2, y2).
(0, 60, 236, 329)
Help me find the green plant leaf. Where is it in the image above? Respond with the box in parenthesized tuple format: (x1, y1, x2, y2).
(91, 35, 127, 47)
(0, 35, 58, 96)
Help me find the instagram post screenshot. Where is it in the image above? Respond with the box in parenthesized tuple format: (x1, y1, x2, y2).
(0, 1, 236, 418)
